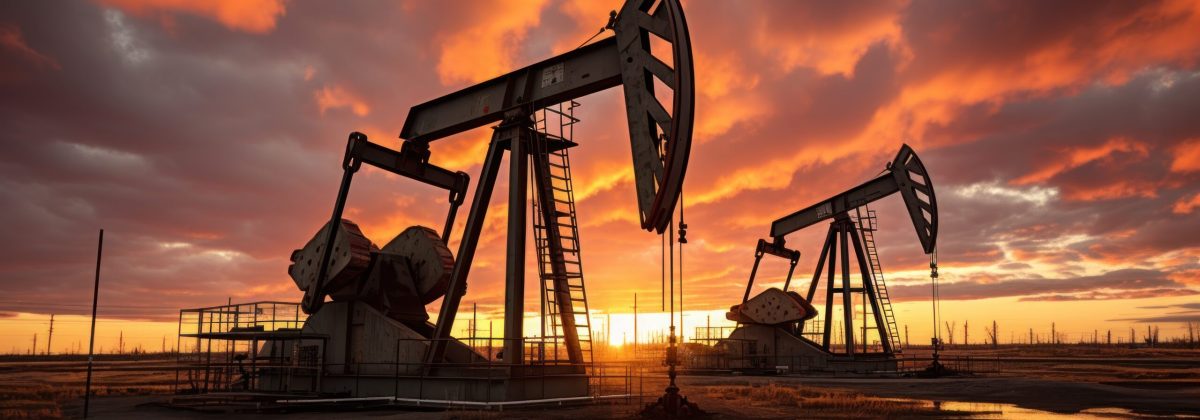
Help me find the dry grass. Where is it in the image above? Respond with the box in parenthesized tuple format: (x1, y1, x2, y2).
(0, 363, 175, 419)
(697, 382, 960, 418)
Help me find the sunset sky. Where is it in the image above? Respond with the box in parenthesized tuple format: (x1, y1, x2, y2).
(2, 0, 1199, 354)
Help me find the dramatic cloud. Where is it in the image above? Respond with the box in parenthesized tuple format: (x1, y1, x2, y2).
(0, 24, 60, 71)
(887, 269, 1194, 302)
(0, 0, 1198, 349)
(98, 0, 287, 33)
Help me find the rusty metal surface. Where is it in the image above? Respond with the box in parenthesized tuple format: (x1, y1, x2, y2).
(726, 288, 817, 325)
(381, 226, 453, 305)
(289, 219, 375, 302)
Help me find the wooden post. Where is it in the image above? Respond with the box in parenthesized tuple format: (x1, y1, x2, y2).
(84, 229, 104, 418)
(47, 314, 55, 356)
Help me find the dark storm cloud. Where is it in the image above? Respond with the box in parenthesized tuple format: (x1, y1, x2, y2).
(0, 1, 437, 318)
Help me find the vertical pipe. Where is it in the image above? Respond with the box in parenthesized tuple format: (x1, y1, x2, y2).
(84, 229, 103, 418)
(840, 220, 854, 356)
(504, 130, 528, 366)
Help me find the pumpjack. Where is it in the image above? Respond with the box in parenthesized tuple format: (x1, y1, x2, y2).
(259, 0, 697, 403)
(721, 144, 937, 373)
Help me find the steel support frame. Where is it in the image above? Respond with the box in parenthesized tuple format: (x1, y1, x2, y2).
(427, 127, 509, 364)
(504, 123, 528, 366)
(427, 116, 585, 367)
(807, 215, 894, 357)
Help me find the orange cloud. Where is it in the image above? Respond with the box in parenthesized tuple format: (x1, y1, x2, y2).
(1062, 180, 1159, 202)
(888, 0, 1200, 150)
(693, 51, 770, 141)
(314, 85, 370, 116)
(0, 24, 60, 70)
(434, 0, 548, 85)
(1014, 137, 1149, 185)
(97, 0, 286, 34)
(1173, 193, 1200, 214)
(752, 2, 905, 77)
(551, 0, 619, 54)
(1170, 138, 1200, 173)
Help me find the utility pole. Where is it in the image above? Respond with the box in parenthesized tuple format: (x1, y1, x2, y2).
(633, 293, 638, 356)
(904, 325, 910, 348)
(964, 320, 969, 346)
(32, 333, 37, 355)
(47, 314, 55, 356)
(1051, 322, 1056, 345)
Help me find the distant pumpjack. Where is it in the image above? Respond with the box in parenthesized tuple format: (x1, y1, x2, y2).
(730, 144, 937, 367)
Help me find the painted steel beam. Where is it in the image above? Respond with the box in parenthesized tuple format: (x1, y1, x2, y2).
(400, 38, 622, 143)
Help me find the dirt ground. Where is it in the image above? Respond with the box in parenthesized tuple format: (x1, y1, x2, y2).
(5, 348, 1200, 419)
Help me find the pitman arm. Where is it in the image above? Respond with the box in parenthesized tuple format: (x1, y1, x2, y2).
(303, 132, 469, 314)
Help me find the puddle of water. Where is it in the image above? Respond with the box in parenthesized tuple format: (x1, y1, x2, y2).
(899, 399, 1196, 419)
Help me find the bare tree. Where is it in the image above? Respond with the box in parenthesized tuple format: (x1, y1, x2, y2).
(1188, 322, 1196, 349)
(985, 320, 999, 348)
(945, 321, 957, 346)
(1143, 325, 1159, 347)
(964, 320, 970, 347)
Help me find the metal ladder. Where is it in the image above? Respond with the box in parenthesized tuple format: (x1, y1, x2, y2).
(857, 205, 902, 353)
(531, 101, 594, 365)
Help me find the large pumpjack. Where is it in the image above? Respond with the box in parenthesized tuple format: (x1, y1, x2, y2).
(720, 144, 938, 373)
(262, 0, 697, 403)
